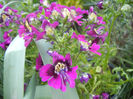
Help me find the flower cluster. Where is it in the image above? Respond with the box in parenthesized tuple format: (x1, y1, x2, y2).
(0, 4, 21, 50)
(0, 1, 108, 92)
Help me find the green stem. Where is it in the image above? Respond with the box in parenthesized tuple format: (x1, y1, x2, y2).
(104, 14, 118, 69)
(74, 51, 81, 64)
(90, 81, 101, 94)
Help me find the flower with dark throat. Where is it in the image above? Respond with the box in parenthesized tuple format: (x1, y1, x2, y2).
(39, 52, 78, 92)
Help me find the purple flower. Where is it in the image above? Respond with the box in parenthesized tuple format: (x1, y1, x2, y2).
(41, 20, 59, 35)
(71, 32, 90, 51)
(97, 17, 106, 25)
(18, 23, 42, 47)
(0, 4, 3, 8)
(26, 13, 37, 22)
(39, 52, 78, 92)
(97, 0, 103, 9)
(89, 43, 101, 56)
(86, 25, 108, 43)
(102, 93, 109, 99)
(93, 95, 100, 99)
(36, 54, 43, 71)
(80, 73, 92, 83)
(71, 32, 101, 55)
(0, 29, 12, 50)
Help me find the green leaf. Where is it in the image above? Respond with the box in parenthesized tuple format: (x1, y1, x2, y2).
(35, 39, 52, 65)
(24, 73, 36, 99)
(127, 69, 133, 72)
(4, 35, 26, 99)
(34, 85, 79, 99)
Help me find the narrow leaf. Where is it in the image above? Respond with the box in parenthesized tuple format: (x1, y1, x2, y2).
(4, 35, 26, 99)
(24, 73, 36, 99)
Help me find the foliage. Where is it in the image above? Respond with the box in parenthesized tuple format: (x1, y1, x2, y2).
(0, 0, 133, 99)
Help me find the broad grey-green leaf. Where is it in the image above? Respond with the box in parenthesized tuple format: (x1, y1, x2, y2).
(34, 85, 79, 99)
(24, 73, 36, 99)
(34, 85, 52, 99)
(35, 39, 52, 65)
(4, 35, 26, 99)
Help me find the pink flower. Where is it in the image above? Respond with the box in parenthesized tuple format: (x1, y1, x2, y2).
(76, 8, 88, 15)
(41, 20, 59, 35)
(36, 54, 43, 71)
(39, 52, 78, 92)
(71, 32, 90, 51)
(26, 13, 37, 22)
(86, 25, 108, 43)
(0, 4, 3, 8)
(18, 23, 41, 47)
(0, 29, 12, 50)
(97, 17, 106, 25)
(73, 15, 83, 26)
(89, 43, 101, 56)
(93, 95, 100, 99)
(102, 93, 109, 99)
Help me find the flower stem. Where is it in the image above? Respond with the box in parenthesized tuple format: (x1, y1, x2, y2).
(104, 14, 118, 69)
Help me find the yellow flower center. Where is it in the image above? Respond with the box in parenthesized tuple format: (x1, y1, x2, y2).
(45, 26, 54, 35)
(51, 10, 59, 18)
(94, 28, 99, 34)
(70, 10, 76, 17)
(80, 41, 89, 49)
(55, 62, 65, 73)
(88, 13, 97, 23)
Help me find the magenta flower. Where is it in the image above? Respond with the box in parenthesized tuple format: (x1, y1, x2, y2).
(86, 25, 108, 43)
(0, 4, 3, 8)
(39, 52, 78, 92)
(89, 43, 101, 56)
(97, 17, 106, 25)
(97, 0, 103, 9)
(71, 32, 101, 55)
(0, 29, 12, 50)
(36, 54, 43, 71)
(26, 13, 37, 22)
(80, 73, 92, 83)
(102, 93, 109, 99)
(41, 20, 59, 35)
(93, 95, 100, 99)
(18, 23, 41, 47)
(76, 7, 88, 15)
(71, 32, 90, 51)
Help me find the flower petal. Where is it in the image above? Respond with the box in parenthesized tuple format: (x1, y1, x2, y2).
(48, 75, 61, 89)
(65, 53, 72, 66)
